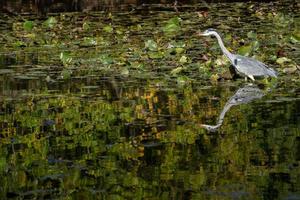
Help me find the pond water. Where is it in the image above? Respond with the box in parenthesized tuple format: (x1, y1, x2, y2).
(0, 1, 300, 199)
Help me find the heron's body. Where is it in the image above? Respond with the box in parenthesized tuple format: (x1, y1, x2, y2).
(233, 55, 277, 81)
(200, 29, 277, 81)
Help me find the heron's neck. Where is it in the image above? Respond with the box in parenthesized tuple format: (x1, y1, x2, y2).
(214, 33, 233, 61)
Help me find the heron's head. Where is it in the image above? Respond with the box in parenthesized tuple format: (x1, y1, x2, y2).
(199, 28, 218, 36)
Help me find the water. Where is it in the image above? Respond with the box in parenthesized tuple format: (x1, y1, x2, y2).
(0, 1, 300, 199)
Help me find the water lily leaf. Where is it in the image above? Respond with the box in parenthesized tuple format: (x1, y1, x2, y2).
(175, 47, 185, 54)
(81, 37, 97, 47)
(290, 36, 299, 44)
(238, 44, 252, 56)
(24, 33, 36, 39)
(176, 76, 189, 86)
(121, 68, 129, 76)
(103, 25, 113, 33)
(171, 66, 183, 75)
(214, 55, 228, 66)
(145, 39, 158, 51)
(251, 40, 260, 51)
(276, 57, 291, 65)
(82, 22, 90, 31)
(43, 17, 57, 29)
(247, 31, 257, 39)
(283, 65, 297, 74)
(60, 69, 71, 79)
(210, 74, 219, 82)
(99, 54, 114, 65)
(163, 17, 182, 35)
(13, 41, 26, 47)
(60, 52, 72, 66)
(130, 61, 144, 69)
(292, 32, 300, 41)
(137, 24, 142, 31)
(148, 51, 164, 59)
(23, 21, 34, 31)
(179, 55, 188, 64)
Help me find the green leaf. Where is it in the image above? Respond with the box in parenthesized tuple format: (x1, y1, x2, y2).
(99, 54, 114, 65)
(82, 21, 90, 31)
(121, 68, 129, 76)
(163, 17, 182, 35)
(148, 51, 164, 59)
(179, 55, 188, 64)
(81, 37, 97, 47)
(251, 40, 260, 51)
(103, 24, 113, 33)
(23, 20, 34, 31)
(61, 69, 71, 79)
(43, 17, 57, 29)
(145, 39, 158, 51)
(276, 57, 292, 65)
(60, 52, 72, 66)
(175, 47, 185, 54)
(290, 36, 300, 44)
(171, 67, 184, 75)
(238, 44, 252, 56)
(247, 31, 257, 39)
(13, 41, 26, 47)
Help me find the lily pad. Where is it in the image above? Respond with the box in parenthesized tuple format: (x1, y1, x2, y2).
(163, 17, 182, 36)
(43, 17, 57, 29)
(145, 39, 158, 51)
(276, 57, 292, 65)
(23, 20, 34, 31)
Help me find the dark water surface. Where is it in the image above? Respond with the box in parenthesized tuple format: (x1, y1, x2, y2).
(0, 1, 300, 199)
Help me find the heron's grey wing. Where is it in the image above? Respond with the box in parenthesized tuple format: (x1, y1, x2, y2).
(234, 55, 277, 77)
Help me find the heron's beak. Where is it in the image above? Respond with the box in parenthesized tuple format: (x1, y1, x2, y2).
(197, 31, 205, 36)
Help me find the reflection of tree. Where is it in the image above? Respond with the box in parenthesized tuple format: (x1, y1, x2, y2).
(201, 84, 265, 132)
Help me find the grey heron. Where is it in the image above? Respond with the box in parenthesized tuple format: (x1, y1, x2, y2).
(199, 29, 278, 81)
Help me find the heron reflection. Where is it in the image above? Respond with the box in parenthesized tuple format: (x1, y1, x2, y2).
(201, 84, 265, 132)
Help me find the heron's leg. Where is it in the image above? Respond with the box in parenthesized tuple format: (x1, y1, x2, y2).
(248, 75, 255, 81)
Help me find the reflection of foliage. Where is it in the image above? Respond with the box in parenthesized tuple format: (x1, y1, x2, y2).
(0, 80, 299, 198)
